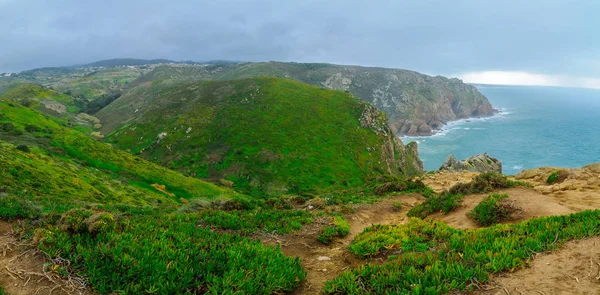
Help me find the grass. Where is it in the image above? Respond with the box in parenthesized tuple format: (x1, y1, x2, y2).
(547, 170, 569, 184)
(318, 214, 351, 244)
(0, 97, 243, 207)
(324, 210, 600, 294)
(469, 193, 515, 226)
(101, 77, 421, 196)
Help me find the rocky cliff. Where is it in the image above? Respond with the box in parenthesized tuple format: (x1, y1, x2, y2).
(137, 62, 494, 136)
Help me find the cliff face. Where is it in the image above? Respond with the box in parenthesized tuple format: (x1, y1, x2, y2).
(139, 62, 494, 136)
(309, 67, 494, 136)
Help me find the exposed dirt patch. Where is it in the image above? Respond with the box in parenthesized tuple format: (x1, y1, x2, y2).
(472, 237, 600, 295)
(430, 187, 575, 229)
(0, 221, 97, 295)
(422, 171, 479, 193)
(260, 193, 424, 295)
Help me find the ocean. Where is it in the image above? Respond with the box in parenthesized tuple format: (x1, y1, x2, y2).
(403, 85, 600, 174)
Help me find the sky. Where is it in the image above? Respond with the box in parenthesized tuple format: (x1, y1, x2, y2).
(1, 0, 599, 88)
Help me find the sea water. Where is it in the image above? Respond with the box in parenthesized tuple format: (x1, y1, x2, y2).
(402, 86, 600, 174)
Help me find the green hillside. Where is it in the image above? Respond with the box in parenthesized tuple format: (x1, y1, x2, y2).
(136, 62, 493, 135)
(98, 77, 423, 195)
(0, 96, 309, 294)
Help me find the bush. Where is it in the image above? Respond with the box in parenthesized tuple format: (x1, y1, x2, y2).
(15, 144, 30, 152)
(57, 208, 94, 233)
(547, 170, 569, 184)
(469, 194, 517, 226)
(318, 215, 350, 244)
(0, 195, 41, 221)
(374, 178, 426, 195)
(449, 172, 510, 195)
(407, 193, 463, 219)
(0, 286, 8, 295)
(84, 212, 116, 235)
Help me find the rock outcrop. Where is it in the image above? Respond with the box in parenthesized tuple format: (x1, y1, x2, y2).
(439, 153, 502, 173)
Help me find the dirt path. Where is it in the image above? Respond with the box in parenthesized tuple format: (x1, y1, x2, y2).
(0, 221, 96, 295)
(261, 193, 424, 295)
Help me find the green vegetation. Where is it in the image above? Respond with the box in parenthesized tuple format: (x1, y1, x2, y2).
(408, 173, 526, 219)
(36, 209, 304, 294)
(469, 194, 515, 226)
(407, 192, 463, 218)
(0, 286, 7, 295)
(325, 210, 600, 294)
(318, 214, 351, 244)
(0, 195, 41, 221)
(547, 170, 569, 184)
(448, 172, 518, 195)
(101, 77, 421, 196)
(0, 96, 309, 293)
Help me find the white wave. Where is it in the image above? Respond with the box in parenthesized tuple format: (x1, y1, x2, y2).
(512, 165, 523, 170)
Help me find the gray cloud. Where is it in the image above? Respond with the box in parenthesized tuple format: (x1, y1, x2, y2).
(0, 0, 598, 77)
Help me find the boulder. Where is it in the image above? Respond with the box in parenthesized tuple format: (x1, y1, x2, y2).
(439, 153, 502, 174)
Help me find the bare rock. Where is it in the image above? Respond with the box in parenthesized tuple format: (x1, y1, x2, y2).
(439, 153, 502, 174)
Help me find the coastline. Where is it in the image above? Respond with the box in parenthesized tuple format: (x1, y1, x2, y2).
(400, 108, 507, 141)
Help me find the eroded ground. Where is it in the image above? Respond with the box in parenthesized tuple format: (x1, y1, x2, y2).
(0, 221, 96, 295)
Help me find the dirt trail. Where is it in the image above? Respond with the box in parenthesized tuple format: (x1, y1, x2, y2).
(261, 193, 424, 295)
(0, 221, 96, 295)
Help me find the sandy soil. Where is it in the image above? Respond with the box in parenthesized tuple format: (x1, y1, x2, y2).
(0, 221, 96, 295)
(471, 237, 600, 295)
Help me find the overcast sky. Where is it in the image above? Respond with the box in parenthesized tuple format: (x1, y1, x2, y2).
(1, 0, 599, 88)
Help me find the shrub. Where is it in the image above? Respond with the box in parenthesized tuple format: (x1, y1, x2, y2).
(449, 172, 510, 195)
(374, 178, 426, 195)
(469, 194, 517, 226)
(0, 286, 7, 295)
(84, 212, 116, 235)
(547, 170, 569, 184)
(15, 144, 30, 152)
(318, 215, 350, 244)
(407, 193, 463, 219)
(0, 195, 41, 221)
(57, 208, 94, 233)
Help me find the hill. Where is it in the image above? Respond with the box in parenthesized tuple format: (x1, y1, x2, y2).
(97, 77, 423, 195)
(138, 62, 494, 135)
(0, 94, 311, 294)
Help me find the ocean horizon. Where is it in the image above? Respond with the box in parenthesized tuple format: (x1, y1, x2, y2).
(403, 85, 600, 174)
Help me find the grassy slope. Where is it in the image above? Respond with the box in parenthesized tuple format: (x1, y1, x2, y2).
(0, 96, 244, 206)
(0, 97, 308, 294)
(100, 77, 416, 196)
(136, 62, 491, 123)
